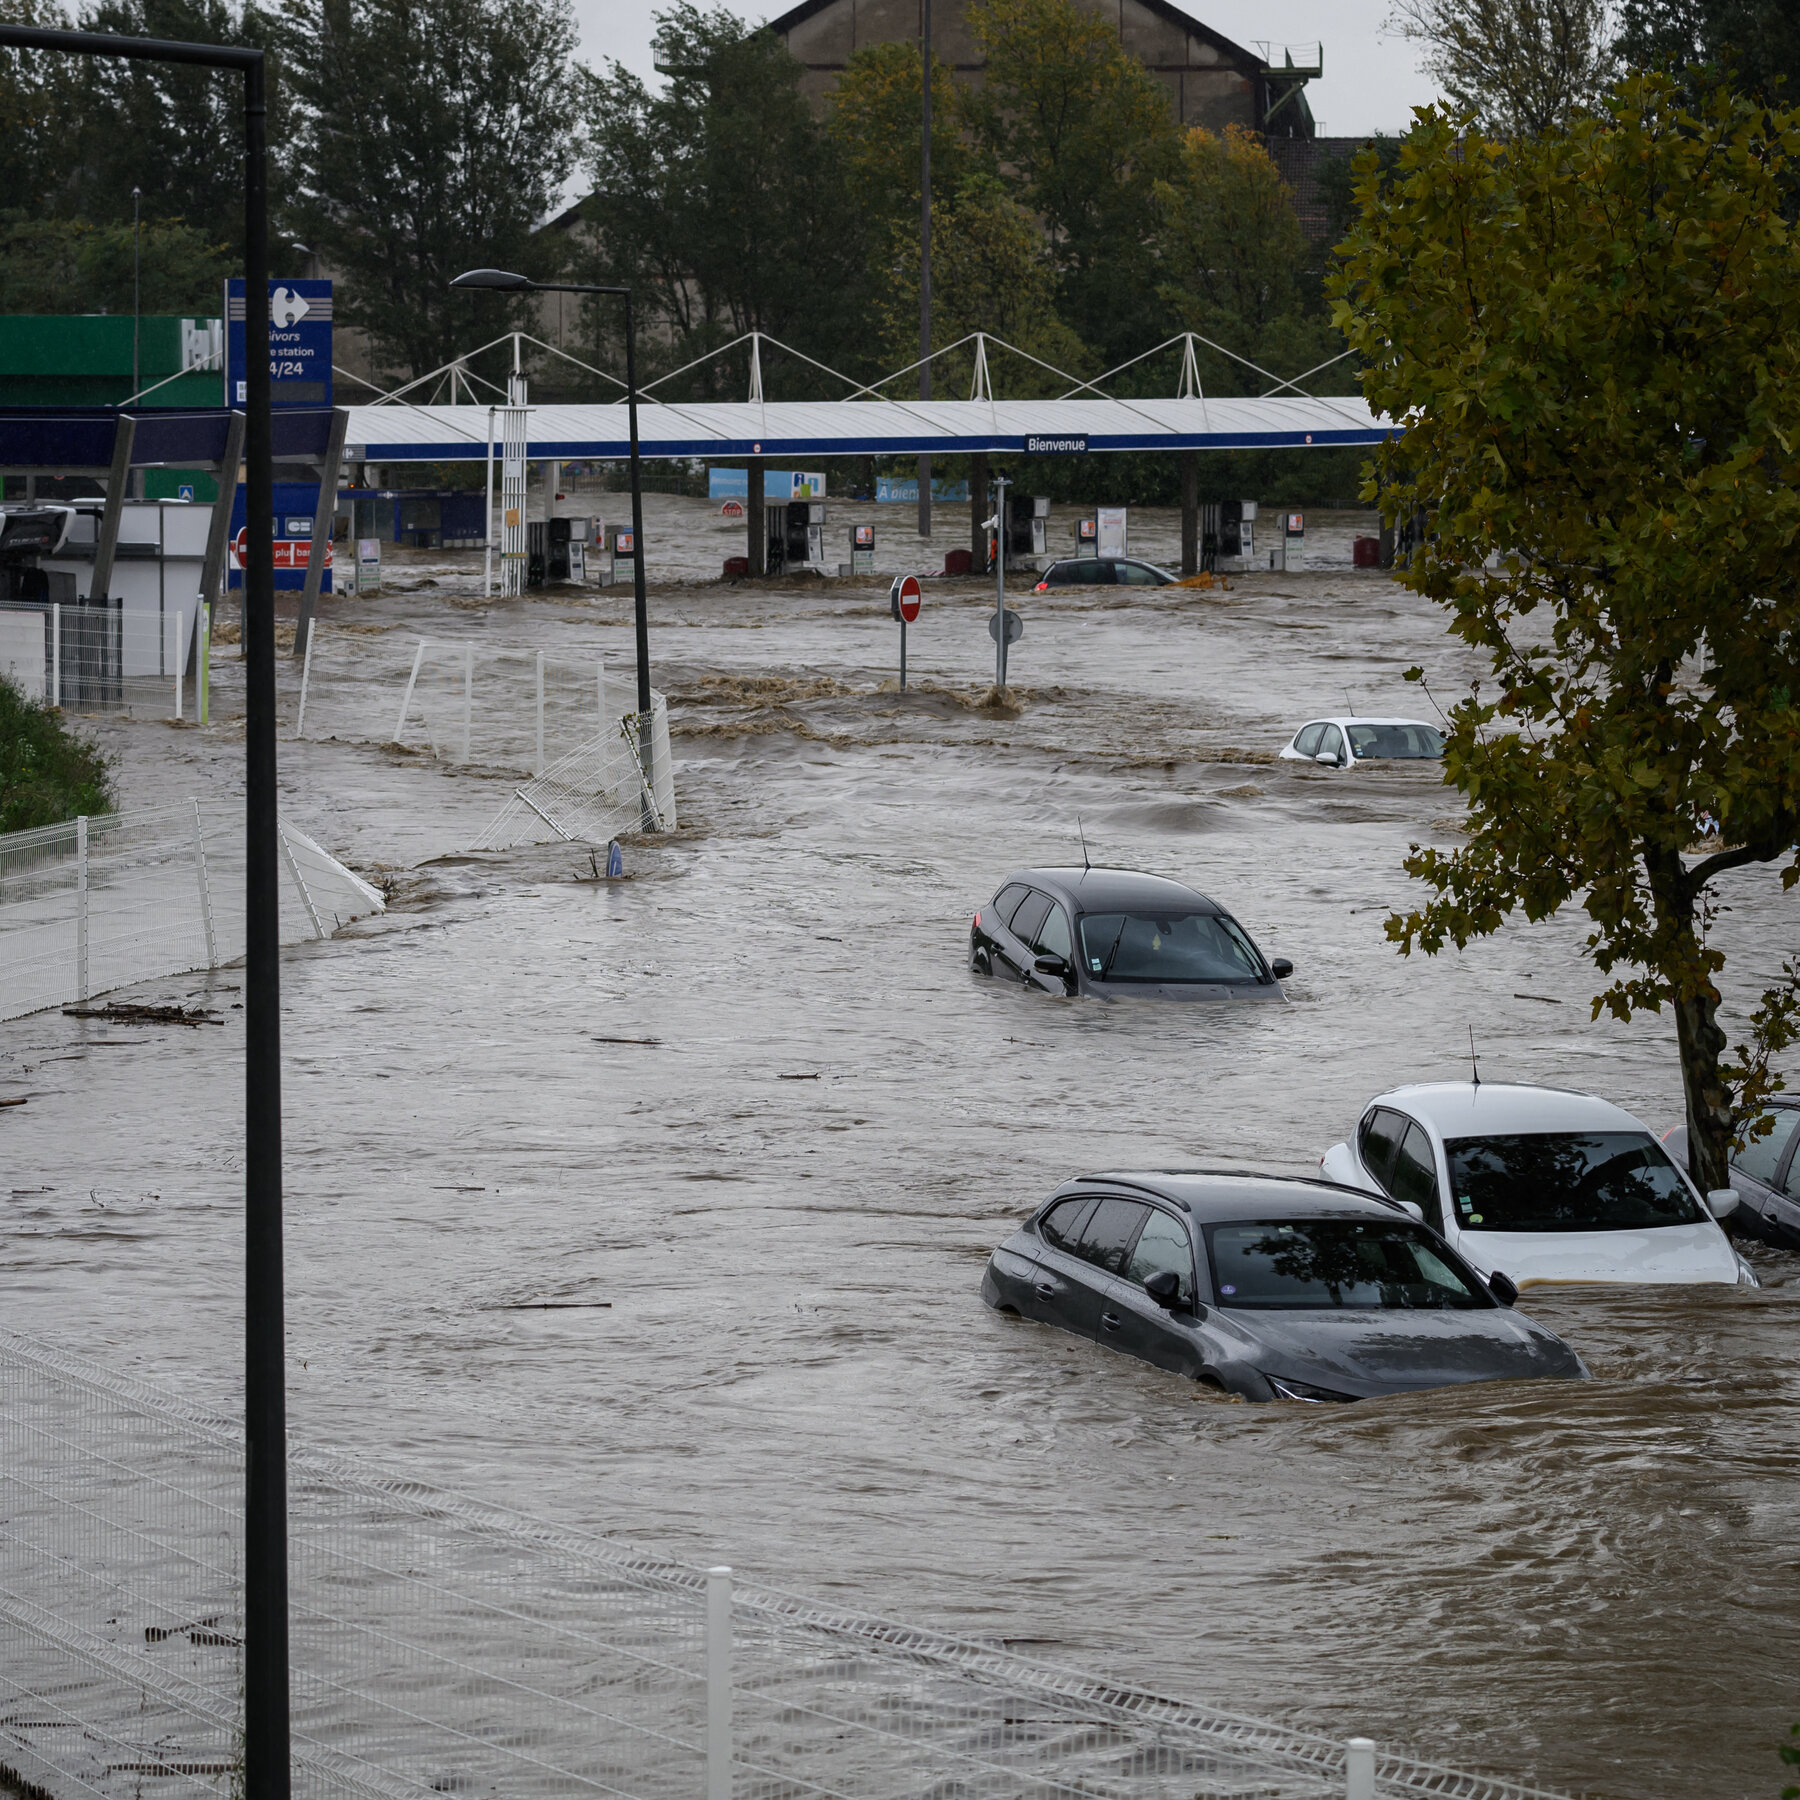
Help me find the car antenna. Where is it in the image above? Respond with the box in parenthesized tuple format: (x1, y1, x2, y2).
(1469, 1025, 1481, 1087)
(1078, 815, 1091, 872)
(1345, 688, 1356, 714)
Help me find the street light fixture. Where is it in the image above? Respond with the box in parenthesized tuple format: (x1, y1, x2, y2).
(450, 268, 657, 822)
(0, 21, 289, 1800)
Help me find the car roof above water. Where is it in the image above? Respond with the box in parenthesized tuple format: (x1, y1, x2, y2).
(1004, 866, 1220, 916)
(1056, 1169, 1408, 1223)
(1366, 1081, 1649, 1138)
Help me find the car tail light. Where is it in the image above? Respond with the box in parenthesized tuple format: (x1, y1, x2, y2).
(972, 912, 981, 929)
(1033, 580, 1048, 592)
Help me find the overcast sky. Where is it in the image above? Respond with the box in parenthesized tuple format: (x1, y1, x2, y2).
(566, 0, 1442, 139)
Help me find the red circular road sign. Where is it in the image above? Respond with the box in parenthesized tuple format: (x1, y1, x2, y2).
(896, 574, 922, 624)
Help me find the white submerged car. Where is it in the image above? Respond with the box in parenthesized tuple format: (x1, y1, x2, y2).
(1278, 717, 1444, 769)
(1320, 1082, 1755, 1287)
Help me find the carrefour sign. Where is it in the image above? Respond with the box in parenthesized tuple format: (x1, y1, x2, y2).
(225, 279, 333, 409)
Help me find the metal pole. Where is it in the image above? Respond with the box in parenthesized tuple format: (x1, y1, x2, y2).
(536, 649, 545, 775)
(992, 474, 1007, 691)
(706, 1567, 732, 1800)
(1345, 1738, 1375, 1800)
(463, 641, 473, 763)
(132, 187, 141, 401)
(295, 624, 314, 738)
(294, 404, 350, 658)
(75, 813, 88, 1002)
(900, 617, 907, 692)
(394, 638, 425, 743)
(917, 0, 932, 541)
(484, 407, 496, 596)
(624, 290, 656, 830)
(192, 797, 217, 969)
(51, 601, 60, 706)
(175, 610, 184, 718)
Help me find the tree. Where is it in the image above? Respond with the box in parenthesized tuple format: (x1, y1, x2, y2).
(1386, 0, 1614, 135)
(1330, 76, 1800, 1190)
(1613, 0, 1800, 106)
(0, 0, 84, 209)
(962, 0, 1180, 365)
(580, 5, 873, 396)
(0, 213, 233, 312)
(827, 40, 969, 243)
(0, 674, 113, 834)
(279, 0, 580, 384)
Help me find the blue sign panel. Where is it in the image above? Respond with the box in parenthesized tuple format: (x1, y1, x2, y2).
(226, 279, 333, 409)
(1025, 434, 1088, 454)
(226, 480, 332, 593)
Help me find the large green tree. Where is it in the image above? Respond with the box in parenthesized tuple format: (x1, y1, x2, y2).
(0, 213, 233, 312)
(1613, 0, 1800, 104)
(580, 5, 872, 397)
(1332, 76, 1800, 1189)
(280, 0, 579, 383)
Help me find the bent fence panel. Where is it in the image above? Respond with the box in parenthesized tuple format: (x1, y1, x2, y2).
(0, 802, 384, 1022)
(0, 1331, 1571, 1800)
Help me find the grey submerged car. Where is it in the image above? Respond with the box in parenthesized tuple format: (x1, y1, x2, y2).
(981, 1171, 1588, 1401)
(971, 867, 1291, 1000)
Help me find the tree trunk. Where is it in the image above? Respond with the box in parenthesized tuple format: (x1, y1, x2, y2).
(1673, 981, 1735, 1194)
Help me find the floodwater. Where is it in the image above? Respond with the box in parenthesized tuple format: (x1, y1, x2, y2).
(4, 502, 1798, 1800)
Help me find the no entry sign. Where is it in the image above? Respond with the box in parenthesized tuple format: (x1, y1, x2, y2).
(895, 574, 922, 623)
(232, 527, 331, 571)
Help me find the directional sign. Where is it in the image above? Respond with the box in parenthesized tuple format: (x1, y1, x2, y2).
(988, 607, 1024, 645)
(896, 574, 922, 624)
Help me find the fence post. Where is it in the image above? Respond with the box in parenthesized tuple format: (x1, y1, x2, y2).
(200, 602, 211, 725)
(463, 642, 473, 764)
(192, 797, 217, 969)
(536, 650, 545, 775)
(51, 601, 60, 706)
(175, 611, 184, 720)
(277, 822, 325, 939)
(75, 815, 89, 1002)
(1345, 1737, 1375, 1800)
(393, 638, 426, 744)
(295, 624, 316, 739)
(707, 1566, 732, 1800)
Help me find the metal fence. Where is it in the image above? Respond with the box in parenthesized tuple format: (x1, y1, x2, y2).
(0, 802, 386, 1022)
(0, 600, 208, 720)
(0, 1330, 1571, 1800)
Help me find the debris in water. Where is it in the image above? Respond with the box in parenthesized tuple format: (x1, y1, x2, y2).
(1512, 993, 1564, 1005)
(593, 1035, 662, 1046)
(62, 1003, 221, 1027)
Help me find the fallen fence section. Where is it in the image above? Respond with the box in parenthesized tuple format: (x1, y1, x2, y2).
(293, 631, 615, 778)
(0, 801, 385, 1021)
(0, 1328, 1571, 1800)
(473, 693, 676, 848)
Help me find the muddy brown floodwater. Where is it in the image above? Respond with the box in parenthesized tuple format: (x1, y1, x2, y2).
(4, 515, 1798, 1800)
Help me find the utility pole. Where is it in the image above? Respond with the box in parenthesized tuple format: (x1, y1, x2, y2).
(917, 0, 932, 541)
(131, 187, 141, 402)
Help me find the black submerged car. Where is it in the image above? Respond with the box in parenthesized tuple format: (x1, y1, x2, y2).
(982, 1171, 1588, 1402)
(1663, 1103, 1800, 1253)
(971, 867, 1291, 1000)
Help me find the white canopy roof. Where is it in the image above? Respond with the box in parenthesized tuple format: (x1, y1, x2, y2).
(344, 394, 1389, 463)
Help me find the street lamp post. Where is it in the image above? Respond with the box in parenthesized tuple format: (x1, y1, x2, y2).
(0, 21, 288, 1800)
(450, 270, 658, 826)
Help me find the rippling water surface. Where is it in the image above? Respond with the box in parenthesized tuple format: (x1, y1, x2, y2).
(5, 506, 1797, 1800)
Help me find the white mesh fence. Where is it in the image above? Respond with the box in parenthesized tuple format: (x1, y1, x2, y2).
(293, 632, 619, 779)
(473, 695, 675, 849)
(0, 1330, 1573, 1800)
(0, 801, 385, 1022)
(1, 600, 209, 720)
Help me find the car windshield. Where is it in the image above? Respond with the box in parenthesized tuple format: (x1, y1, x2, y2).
(1443, 1132, 1705, 1232)
(1345, 723, 1444, 759)
(1077, 910, 1265, 983)
(1204, 1219, 1489, 1310)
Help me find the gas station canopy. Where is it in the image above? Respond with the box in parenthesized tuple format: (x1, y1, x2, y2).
(344, 394, 1390, 464)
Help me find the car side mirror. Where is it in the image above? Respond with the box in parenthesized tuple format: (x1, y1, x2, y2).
(1394, 1200, 1424, 1223)
(1033, 954, 1070, 977)
(1314, 751, 1339, 767)
(1270, 958, 1293, 979)
(1143, 1269, 1182, 1309)
(1487, 1270, 1519, 1307)
(1706, 1187, 1740, 1219)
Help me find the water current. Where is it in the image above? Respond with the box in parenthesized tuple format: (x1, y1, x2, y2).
(3, 500, 1797, 1800)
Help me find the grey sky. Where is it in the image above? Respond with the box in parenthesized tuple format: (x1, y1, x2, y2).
(567, 0, 1440, 138)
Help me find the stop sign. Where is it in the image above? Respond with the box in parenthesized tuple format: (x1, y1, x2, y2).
(896, 574, 922, 624)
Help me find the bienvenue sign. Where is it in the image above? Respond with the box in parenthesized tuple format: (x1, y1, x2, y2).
(1025, 435, 1089, 454)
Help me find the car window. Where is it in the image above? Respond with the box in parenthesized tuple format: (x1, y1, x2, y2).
(1038, 1196, 1095, 1251)
(1076, 910, 1264, 984)
(1359, 1109, 1406, 1187)
(1389, 1121, 1442, 1226)
(989, 882, 1031, 927)
(1008, 890, 1051, 945)
(1319, 724, 1345, 762)
(1115, 561, 1162, 586)
(1204, 1218, 1490, 1310)
(1058, 559, 1108, 585)
(1035, 903, 1073, 962)
(1345, 722, 1445, 760)
(1443, 1132, 1705, 1231)
(1736, 1108, 1800, 1188)
(1123, 1208, 1193, 1299)
(1294, 723, 1325, 757)
(1072, 1197, 1151, 1275)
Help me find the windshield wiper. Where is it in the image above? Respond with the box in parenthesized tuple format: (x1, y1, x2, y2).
(1098, 918, 1129, 980)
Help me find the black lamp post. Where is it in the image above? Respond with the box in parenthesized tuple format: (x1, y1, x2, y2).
(450, 269, 657, 821)
(0, 21, 288, 1800)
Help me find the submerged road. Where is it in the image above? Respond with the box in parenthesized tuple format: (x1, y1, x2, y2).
(4, 523, 1796, 1800)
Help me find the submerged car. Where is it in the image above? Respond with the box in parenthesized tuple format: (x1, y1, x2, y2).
(1033, 557, 1177, 590)
(1278, 717, 1444, 769)
(970, 867, 1291, 1001)
(1320, 1082, 1754, 1286)
(1662, 1102, 1800, 1253)
(982, 1169, 1587, 1401)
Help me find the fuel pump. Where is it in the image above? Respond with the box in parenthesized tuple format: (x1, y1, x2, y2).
(1005, 494, 1048, 568)
(851, 522, 875, 575)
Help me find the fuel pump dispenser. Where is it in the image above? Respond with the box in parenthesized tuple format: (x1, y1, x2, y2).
(1005, 494, 1048, 569)
(608, 525, 636, 587)
(1279, 509, 1305, 570)
(1076, 517, 1097, 550)
(1213, 500, 1258, 568)
(850, 522, 875, 575)
(766, 499, 825, 574)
